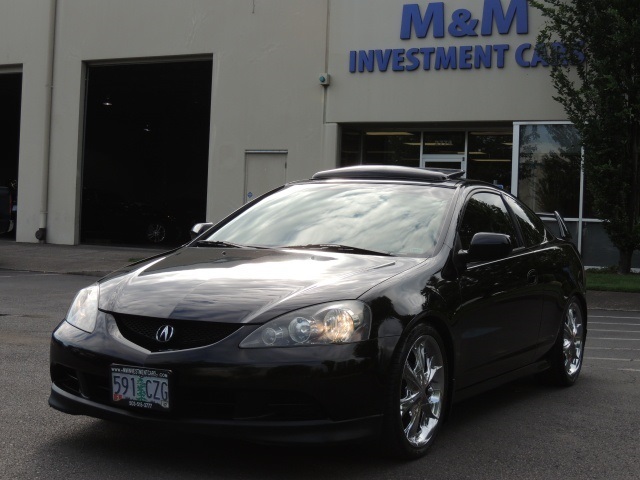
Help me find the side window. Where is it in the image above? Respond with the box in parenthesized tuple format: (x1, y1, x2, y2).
(459, 192, 518, 250)
(504, 196, 547, 247)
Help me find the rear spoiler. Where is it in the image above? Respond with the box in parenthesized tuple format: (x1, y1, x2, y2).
(536, 211, 572, 241)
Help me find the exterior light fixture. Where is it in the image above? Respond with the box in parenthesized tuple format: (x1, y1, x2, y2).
(319, 73, 330, 86)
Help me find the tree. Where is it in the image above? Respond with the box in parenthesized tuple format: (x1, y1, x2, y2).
(531, 0, 640, 273)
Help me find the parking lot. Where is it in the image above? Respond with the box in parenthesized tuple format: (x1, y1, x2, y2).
(1, 270, 638, 479)
(586, 311, 640, 372)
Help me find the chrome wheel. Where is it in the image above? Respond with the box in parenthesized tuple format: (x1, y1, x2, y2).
(563, 300, 584, 377)
(146, 223, 167, 243)
(400, 335, 445, 447)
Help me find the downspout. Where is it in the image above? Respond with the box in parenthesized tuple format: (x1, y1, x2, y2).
(37, 0, 58, 242)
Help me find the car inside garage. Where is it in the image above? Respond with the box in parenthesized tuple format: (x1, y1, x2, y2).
(80, 60, 212, 246)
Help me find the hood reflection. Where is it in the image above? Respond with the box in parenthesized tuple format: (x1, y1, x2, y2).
(98, 247, 420, 323)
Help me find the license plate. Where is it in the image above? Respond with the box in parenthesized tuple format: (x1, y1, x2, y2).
(110, 365, 172, 412)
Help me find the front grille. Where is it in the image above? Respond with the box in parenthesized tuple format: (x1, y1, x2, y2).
(112, 313, 242, 352)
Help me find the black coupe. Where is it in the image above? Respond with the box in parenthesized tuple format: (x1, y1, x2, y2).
(49, 166, 586, 459)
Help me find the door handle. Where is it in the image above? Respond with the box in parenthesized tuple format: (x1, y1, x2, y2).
(527, 269, 538, 285)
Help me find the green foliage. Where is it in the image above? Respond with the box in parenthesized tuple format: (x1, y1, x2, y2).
(531, 0, 640, 273)
(586, 269, 640, 292)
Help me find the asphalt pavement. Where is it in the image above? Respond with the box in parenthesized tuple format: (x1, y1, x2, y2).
(0, 238, 166, 277)
(0, 238, 638, 311)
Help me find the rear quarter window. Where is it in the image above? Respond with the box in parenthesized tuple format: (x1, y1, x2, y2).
(504, 196, 547, 247)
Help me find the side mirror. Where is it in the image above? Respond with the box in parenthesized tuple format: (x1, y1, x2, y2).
(459, 232, 513, 263)
(190, 222, 213, 240)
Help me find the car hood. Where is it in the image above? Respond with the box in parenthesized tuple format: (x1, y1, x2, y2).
(98, 247, 423, 323)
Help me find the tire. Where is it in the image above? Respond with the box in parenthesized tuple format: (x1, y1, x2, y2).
(383, 324, 448, 459)
(546, 296, 585, 386)
(146, 222, 167, 243)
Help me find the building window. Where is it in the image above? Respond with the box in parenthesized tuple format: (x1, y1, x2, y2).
(467, 130, 513, 191)
(422, 132, 465, 155)
(517, 124, 582, 218)
(363, 132, 421, 167)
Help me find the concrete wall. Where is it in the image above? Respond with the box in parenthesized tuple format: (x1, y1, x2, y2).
(1, 0, 330, 243)
(0, 1, 53, 244)
(326, 0, 565, 123)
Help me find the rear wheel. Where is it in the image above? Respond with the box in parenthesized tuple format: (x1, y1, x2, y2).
(383, 324, 448, 459)
(547, 297, 585, 386)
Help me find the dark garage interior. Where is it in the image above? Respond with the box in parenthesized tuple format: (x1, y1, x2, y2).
(0, 72, 22, 239)
(81, 60, 212, 246)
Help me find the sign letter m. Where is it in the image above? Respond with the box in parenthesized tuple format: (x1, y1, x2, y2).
(481, 0, 529, 36)
(400, 3, 445, 40)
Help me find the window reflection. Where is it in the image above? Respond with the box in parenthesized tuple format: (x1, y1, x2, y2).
(518, 125, 581, 218)
(459, 193, 517, 250)
(363, 132, 421, 167)
(206, 184, 454, 257)
(467, 131, 513, 190)
(504, 196, 547, 247)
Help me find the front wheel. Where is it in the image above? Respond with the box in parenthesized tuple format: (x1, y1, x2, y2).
(547, 296, 586, 386)
(383, 324, 448, 459)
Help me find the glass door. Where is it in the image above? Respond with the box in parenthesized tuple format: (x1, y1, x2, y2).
(420, 132, 466, 172)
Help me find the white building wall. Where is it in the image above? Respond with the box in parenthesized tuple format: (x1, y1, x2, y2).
(0, 0, 569, 245)
(2, 0, 330, 244)
(0, 1, 53, 244)
(326, 0, 566, 123)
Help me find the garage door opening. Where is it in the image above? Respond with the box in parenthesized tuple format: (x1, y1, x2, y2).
(0, 72, 22, 239)
(81, 60, 212, 246)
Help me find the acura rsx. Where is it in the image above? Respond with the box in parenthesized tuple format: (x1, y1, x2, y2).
(49, 165, 586, 459)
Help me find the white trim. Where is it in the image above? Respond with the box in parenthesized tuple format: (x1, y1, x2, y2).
(511, 123, 520, 196)
(462, 133, 468, 175)
(578, 146, 585, 252)
(85, 54, 213, 67)
(513, 121, 573, 125)
(245, 149, 288, 155)
(563, 218, 603, 222)
(420, 155, 465, 169)
(0, 65, 23, 74)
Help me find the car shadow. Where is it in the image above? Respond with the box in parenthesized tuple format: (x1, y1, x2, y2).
(35, 375, 589, 479)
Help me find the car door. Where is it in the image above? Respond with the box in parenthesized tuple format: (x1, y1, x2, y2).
(503, 195, 568, 356)
(453, 190, 544, 389)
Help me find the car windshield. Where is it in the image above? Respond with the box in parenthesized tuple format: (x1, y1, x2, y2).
(202, 182, 454, 257)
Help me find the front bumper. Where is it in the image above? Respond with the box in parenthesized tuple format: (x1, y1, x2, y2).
(49, 314, 395, 444)
(49, 383, 381, 443)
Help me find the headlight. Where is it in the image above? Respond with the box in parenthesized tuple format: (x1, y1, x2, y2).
(240, 300, 371, 348)
(65, 284, 100, 333)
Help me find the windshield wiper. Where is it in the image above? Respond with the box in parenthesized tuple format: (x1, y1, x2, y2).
(195, 240, 246, 249)
(279, 244, 393, 256)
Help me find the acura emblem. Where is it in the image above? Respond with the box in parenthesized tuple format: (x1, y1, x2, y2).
(156, 325, 175, 343)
